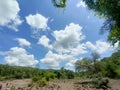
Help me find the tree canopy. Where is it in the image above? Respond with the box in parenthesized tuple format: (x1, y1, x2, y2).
(75, 50, 120, 78)
(52, 0, 120, 46)
(83, 0, 120, 45)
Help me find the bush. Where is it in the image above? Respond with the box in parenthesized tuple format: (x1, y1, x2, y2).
(38, 77, 47, 87)
(45, 72, 55, 81)
(32, 77, 39, 82)
(92, 77, 109, 88)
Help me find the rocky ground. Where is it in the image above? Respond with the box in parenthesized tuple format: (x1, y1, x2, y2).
(0, 79, 120, 90)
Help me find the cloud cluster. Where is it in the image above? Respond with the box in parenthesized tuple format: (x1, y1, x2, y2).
(0, 0, 22, 31)
(39, 23, 87, 68)
(4, 47, 39, 67)
(86, 40, 117, 54)
(39, 23, 118, 69)
(41, 51, 74, 68)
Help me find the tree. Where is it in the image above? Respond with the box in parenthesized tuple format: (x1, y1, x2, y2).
(83, 0, 120, 45)
(75, 58, 92, 73)
(101, 50, 120, 78)
(91, 52, 100, 73)
(52, 0, 120, 45)
(91, 52, 100, 63)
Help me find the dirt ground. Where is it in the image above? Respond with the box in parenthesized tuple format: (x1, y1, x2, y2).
(0, 79, 120, 90)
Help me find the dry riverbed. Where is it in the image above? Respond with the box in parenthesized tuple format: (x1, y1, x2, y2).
(0, 79, 120, 90)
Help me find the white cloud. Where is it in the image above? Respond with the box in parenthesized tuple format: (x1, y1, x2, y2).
(26, 13, 48, 32)
(86, 40, 118, 54)
(41, 51, 74, 68)
(76, 0, 86, 8)
(0, 0, 22, 31)
(16, 38, 31, 47)
(70, 44, 87, 56)
(37, 35, 52, 49)
(7, 16, 23, 31)
(38, 23, 87, 56)
(39, 23, 118, 69)
(53, 23, 83, 48)
(86, 41, 97, 50)
(4, 47, 39, 67)
(52, 23, 86, 55)
(40, 23, 87, 68)
(65, 59, 77, 71)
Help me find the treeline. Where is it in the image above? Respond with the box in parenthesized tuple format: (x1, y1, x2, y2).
(75, 50, 120, 78)
(0, 65, 74, 80)
(0, 50, 120, 81)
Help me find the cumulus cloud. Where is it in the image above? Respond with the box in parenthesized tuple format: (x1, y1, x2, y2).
(86, 40, 118, 54)
(39, 23, 118, 69)
(65, 57, 83, 71)
(65, 59, 77, 71)
(37, 35, 52, 49)
(26, 13, 48, 35)
(52, 23, 86, 55)
(40, 23, 87, 68)
(16, 38, 31, 47)
(7, 16, 23, 31)
(41, 51, 74, 68)
(0, 0, 22, 31)
(39, 23, 87, 55)
(76, 0, 86, 8)
(3, 47, 39, 67)
(53, 23, 84, 48)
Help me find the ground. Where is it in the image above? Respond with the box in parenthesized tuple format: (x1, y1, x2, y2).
(0, 79, 120, 90)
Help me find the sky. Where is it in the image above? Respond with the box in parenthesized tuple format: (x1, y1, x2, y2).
(0, 0, 118, 70)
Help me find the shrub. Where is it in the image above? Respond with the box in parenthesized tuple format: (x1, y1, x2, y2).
(92, 77, 109, 88)
(38, 77, 47, 87)
(32, 77, 39, 82)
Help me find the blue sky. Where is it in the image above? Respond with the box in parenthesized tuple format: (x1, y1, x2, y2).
(0, 0, 118, 70)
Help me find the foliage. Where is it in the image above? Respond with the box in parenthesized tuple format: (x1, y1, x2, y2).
(92, 77, 109, 89)
(75, 54, 101, 77)
(91, 52, 100, 73)
(0, 64, 75, 81)
(83, 0, 120, 45)
(37, 77, 47, 87)
(75, 58, 92, 73)
(75, 50, 120, 79)
(52, 0, 66, 8)
(101, 50, 120, 78)
(52, 0, 120, 45)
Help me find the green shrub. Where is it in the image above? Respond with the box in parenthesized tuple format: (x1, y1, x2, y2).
(32, 77, 39, 82)
(38, 77, 47, 87)
(92, 77, 109, 88)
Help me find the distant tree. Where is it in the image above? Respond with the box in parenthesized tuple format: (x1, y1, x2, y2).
(91, 52, 100, 73)
(75, 58, 92, 74)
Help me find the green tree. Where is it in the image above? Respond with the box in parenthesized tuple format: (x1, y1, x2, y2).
(101, 50, 120, 78)
(83, 0, 120, 45)
(52, 0, 120, 45)
(75, 58, 92, 74)
(91, 52, 100, 73)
